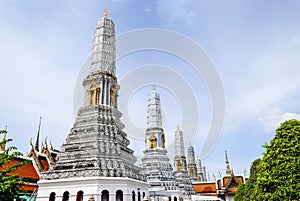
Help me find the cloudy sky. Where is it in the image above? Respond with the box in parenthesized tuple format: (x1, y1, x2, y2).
(0, 0, 300, 178)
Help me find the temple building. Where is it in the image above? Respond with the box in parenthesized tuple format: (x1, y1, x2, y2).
(0, 9, 250, 201)
(0, 125, 57, 200)
(173, 127, 195, 200)
(36, 9, 149, 201)
(141, 86, 182, 201)
(187, 146, 197, 181)
(192, 151, 248, 201)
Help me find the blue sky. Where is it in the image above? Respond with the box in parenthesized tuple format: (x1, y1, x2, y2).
(0, 1, 300, 179)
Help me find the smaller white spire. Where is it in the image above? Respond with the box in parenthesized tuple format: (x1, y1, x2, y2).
(146, 86, 163, 130)
(225, 150, 232, 175)
(187, 145, 196, 164)
(174, 126, 185, 157)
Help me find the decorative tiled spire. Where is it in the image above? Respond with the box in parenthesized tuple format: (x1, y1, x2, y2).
(146, 85, 163, 130)
(175, 126, 185, 157)
(40, 11, 143, 181)
(187, 145, 197, 181)
(225, 150, 232, 175)
(141, 87, 176, 193)
(83, 10, 119, 108)
(187, 145, 196, 165)
(90, 8, 116, 74)
(173, 127, 195, 197)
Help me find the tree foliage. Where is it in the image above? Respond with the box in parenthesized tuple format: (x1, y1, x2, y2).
(255, 119, 300, 200)
(236, 119, 300, 201)
(235, 158, 261, 201)
(0, 130, 28, 200)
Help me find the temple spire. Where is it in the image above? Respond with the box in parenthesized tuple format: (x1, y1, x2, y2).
(104, 8, 109, 17)
(35, 117, 42, 152)
(225, 150, 232, 175)
(84, 9, 118, 108)
(141, 86, 178, 196)
(90, 9, 116, 74)
(187, 145, 197, 181)
(146, 85, 163, 130)
(174, 126, 185, 157)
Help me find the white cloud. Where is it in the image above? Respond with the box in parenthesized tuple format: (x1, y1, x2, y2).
(157, 0, 197, 27)
(144, 8, 150, 13)
(259, 108, 300, 133)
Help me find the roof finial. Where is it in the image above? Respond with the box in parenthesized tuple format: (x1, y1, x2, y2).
(30, 137, 34, 148)
(225, 150, 229, 162)
(35, 116, 42, 152)
(44, 137, 48, 148)
(177, 125, 180, 130)
(104, 8, 109, 17)
(50, 141, 54, 150)
(225, 150, 232, 175)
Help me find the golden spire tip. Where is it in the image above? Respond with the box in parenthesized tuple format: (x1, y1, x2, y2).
(104, 8, 109, 17)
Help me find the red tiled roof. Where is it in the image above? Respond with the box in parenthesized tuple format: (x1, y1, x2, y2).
(193, 182, 216, 193)
(1, 158, 40, 180)
(39, 157, 50, 171)
(20, 184, 38, 191)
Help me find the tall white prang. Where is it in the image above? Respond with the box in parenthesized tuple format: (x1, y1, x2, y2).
(36, 10, 148, 201)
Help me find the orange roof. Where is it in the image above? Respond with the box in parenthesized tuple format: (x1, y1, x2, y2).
(39, 157, 50, 171)
(236, 177, 244, 183)
(0, 157, 40, 193)
(193, 182, 216, 193)
(1, 157, 40, 180)
(20, 184, 38, 191)
(223, 177, 230, 186)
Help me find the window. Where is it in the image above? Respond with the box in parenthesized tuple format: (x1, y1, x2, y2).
(62, 191, 69, 201)
(49, 192, 56, 201)
(132, 191, 136, 201)
(76, 191, 84, 201)
(116, 190, 123, 201)
(174, 197, 177, 201)
(101, 190, 109, 201)
(138, 192, 141, 201)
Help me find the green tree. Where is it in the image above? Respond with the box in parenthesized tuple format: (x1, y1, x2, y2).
(0, 129, 28, 200)
(235, 158, 261, 201)
(254, 119, 300, 200)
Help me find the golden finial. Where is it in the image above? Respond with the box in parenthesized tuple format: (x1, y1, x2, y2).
(50, 141, 54, 150)
(45, 137, 48, 148)
(104, 8, 109, 17)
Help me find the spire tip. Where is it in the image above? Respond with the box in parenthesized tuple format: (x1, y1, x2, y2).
(104, 8, 109, 17)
